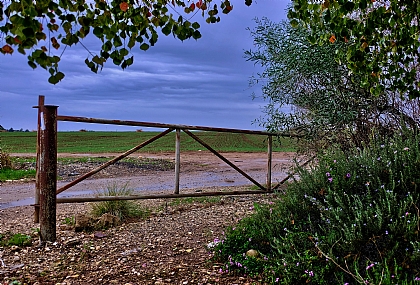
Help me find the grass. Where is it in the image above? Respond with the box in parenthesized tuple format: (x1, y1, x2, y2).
(0, 131, 296, 153)
(0, 168, 36, 181)
(90, 182, 150, 221)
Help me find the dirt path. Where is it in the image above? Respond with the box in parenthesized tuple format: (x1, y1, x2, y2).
(0, 151, 297, 207)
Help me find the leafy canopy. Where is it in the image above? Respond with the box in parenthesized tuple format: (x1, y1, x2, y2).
(0, 0, 252, 84)
(288, 0, 420, 98)
(247, 18, 420, 152)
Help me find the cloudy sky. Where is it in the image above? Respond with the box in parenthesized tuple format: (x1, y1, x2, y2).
(0, 1, 288, 132)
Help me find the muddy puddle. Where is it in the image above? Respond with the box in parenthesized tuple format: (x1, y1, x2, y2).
(0, 169, 289, 210)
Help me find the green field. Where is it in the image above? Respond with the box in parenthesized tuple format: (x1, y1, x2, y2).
(0, 131, 296, 153)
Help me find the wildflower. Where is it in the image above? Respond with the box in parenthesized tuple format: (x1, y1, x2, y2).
(415, 277, 420, 281)
(366, 263, 375, 270)
(276, 278, 279, 282)
(328, 177, 333, 183)
(365, 181, 370, 186)
(403, 147, 409, 151)
(326, 172, 331, 177)
(305, 270, 314, 277)
(346, 173, 351, 178)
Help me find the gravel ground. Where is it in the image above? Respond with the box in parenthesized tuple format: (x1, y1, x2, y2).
(0, 152, 297, 284)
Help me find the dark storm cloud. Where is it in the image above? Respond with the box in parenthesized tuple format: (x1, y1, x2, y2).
(0, 1, 289, 132)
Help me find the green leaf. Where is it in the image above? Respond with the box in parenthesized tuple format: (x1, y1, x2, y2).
(22, 27, 34, 38)
(93, 27, 104, 38)
(192, 22, 200, 29)
(120, 48, 129, 57)
(27, 61, 37, 69)
(290, 19, 299, 28)
(140, 43, 149, 51)
(113, 36, 122, 48)
(55, 72, 65, 81)
(192, 30, 201, 40)
(48, 75, 59, 84)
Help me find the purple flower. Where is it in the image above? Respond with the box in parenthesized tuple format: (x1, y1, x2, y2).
(326, 172, 331, 177)
(346, 173, 351, 178)
(328, 177, 333, 183)
(366, 263, 375, 270)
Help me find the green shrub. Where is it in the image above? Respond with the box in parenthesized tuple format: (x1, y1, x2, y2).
(213, 130, 420, 284)
(90, 182, 150, 221)
(6, 233, 32, 247)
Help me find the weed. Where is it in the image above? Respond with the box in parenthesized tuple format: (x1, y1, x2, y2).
(90, 182, 150, 221)
(6, 233, 32, 247)
(62, 216, 75, 226)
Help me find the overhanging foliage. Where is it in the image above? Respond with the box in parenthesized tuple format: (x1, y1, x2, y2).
(0, 0, 251, 83)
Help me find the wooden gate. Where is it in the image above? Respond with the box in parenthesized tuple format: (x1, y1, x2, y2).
(34, 95, 297, 242)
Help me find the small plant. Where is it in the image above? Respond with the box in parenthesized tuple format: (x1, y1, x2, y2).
(6, 233, 32, 247)
(90, 182, 150, 221)
(63, 216, 75, 226)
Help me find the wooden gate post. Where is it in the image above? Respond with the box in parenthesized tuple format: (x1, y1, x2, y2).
(39, 105, 58, 242)
(267, 135, 272, 191)
(174, 128, 181, 194)
(34, 95, 45, 223)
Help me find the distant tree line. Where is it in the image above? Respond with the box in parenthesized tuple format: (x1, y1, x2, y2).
(0, 125, 30, 132)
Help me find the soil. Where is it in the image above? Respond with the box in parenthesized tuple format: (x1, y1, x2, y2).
(0, 151, 298, 285)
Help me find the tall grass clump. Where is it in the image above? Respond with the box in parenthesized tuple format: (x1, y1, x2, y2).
(0, 145, 12, 170)
(90, 182, 149, 220)
(213, 130, 420, 284)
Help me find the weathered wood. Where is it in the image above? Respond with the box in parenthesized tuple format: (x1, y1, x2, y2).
(56, 128, 174, 195)
(57, 115, 286, 136)
(183, 129, 267, 191)
(174, 128, 181, 194)
(34, 95, 44, 223)
(39, 105, 58, 242)
(54, 190, 274, 204)
(267, 135, 272, 191)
